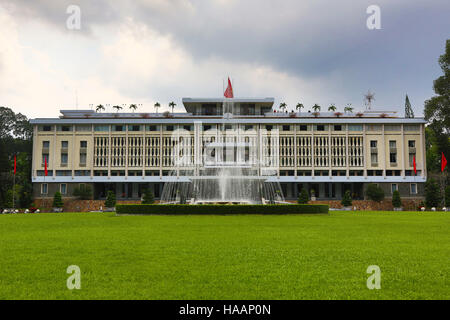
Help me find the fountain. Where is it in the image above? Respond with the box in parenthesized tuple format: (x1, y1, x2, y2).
(160, 99, 285, 204)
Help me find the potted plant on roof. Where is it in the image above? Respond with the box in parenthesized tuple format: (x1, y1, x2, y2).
(344, 104, 354, 114)
(312, 104, 321, 117)
(279, 102, 287, 113)
(328, 104, 337, 112)
(356, 112, 364, 117)
(334, 112, 343, 117)
(296, 103, 304, 114)
(379, 113, 388, 118)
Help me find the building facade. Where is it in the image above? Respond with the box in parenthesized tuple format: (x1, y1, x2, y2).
(31, 98, 426, 201)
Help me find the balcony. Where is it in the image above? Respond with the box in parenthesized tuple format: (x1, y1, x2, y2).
(409, 147, 416, 154)
(370, 147, 378, 154)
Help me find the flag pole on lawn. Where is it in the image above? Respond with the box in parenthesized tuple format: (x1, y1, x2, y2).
(12, 155, 16, 209)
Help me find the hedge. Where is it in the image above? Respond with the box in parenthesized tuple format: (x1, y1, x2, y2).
(116, 204, 329, 215)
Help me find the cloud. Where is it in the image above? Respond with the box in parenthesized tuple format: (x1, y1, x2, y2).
(1, 0, 449, 117)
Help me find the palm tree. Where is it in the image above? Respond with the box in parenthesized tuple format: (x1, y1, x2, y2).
(113, 105, 122, 113)
(169, 101, 176, 113)
(296, 103, 304, 113)
(312, 104, 321, 112)
(95, 104, 105, 113)
(279, 102, 287, 113)
(154, 102, 161, 114)
(344, 104, 354, 113)
(328, 104, 336, 112)
(129, 104, 138, 112)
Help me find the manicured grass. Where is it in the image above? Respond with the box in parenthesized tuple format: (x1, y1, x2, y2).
(0, 211, 448, 300)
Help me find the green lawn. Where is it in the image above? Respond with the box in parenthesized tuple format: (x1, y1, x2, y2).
(0, 211, 448, 300)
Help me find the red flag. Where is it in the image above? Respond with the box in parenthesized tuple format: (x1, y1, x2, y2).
(44, 157, 48, 176)
(442, 152, 447, 172)
(224, 77, 234, 98)
(413, 155, 417, 175)
(14, 155, 16, 175)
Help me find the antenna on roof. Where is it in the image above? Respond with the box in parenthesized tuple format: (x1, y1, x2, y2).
(364, 90, 375, 110)
(405, 94, 414, 118)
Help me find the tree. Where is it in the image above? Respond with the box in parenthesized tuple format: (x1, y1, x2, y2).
(328, 104, 337, 112)
(392, 190, 402, 208)
(95, 104, 105, 113)
(445, 185, 450, 207)
(312, 104, 321, 112)
(297, 188, 309, 204)
(366, 184, 384, 202)
(142, 189, 155, 204)
(113, 105, 122, 112)
(52, 191, 64, 208)
(279, 102, 287, 113)
(129, 104, 138, 112)
(424, 40, 450, 172)
(344, 104, 354, 113)
(169, 101, 176, 113)
(73, 184, 93, 200)
(341, 190, 352, 207)
(296, 103, 304, 112)
(105, 190, 116, 208)
(425, 178, 442, 207)
(154, 102, 161, 114)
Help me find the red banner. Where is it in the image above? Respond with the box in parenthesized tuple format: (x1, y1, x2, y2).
(224, 77, 234, 98)
(442, 152, 447, 172)
(44, 157, 48, 176)
(413, 155, 417, 175)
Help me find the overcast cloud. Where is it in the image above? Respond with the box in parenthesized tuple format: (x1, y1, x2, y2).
(0, 0, 449, 118)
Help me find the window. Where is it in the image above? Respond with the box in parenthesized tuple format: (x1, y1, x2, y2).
(371, 153, 378, 165)
(391, 184, 398, 193)
(333, 125, 342, 131)
(113, 125, 125, 132)
(41, 183, 48, 195)
(147, 125, 159, 131)
(76, 125, 91, 131)
(94, 125, 109, 132)
(390, 152, 397, 163)
(282, 125, 291, 131)
(265, 125, 273, 131)
(42, 141, 50, 166)
(244, 125, 254, 131)
(225, 124, 233, 130)
(43, 141, 50, 149)
(128, 125, 142, 132)
(368, 125, 382, 131)
(203, 125, 213, 131)
(42, 154, 49, 165)
(389, 140, 397, 148)
(404, 125, 419, 132)
(348, 124, 363, 131)
(80, 153, 87, 166)
(408, 140, 415, 148)
(61, 141, 68, 149)
(61, 153, 68, 165)
(165, 125, 174, 131)
(39, 125, 52, 132)
(370, 141, 377, 148)
(316, 125, 325, 131)
(410, 183, 417, 194)
(183, 125, 192, 131)
(58, 125, 72, 132)
(299, 125, 308, 131)
(80, 141, 87, 148)
(385, 125, 401, 131)
(60, 183, 67, 195)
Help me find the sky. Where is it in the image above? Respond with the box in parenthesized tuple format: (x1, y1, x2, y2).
(0, 0, 449, 118)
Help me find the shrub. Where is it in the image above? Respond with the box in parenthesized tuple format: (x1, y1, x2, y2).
(366, 184, 384, 202)
(105, 190, 116, 208)
(341, 190, 352, 207)
(445, 186, 450, 207)
(116, 204, 329, 215)
(425, 179, 442, 208)
(52, 192, 63, 208)
(142, 189, 155, 204)
(73, 184, 93, 200)
(297, 188, 309, 204)
(392, 190, 402, 208)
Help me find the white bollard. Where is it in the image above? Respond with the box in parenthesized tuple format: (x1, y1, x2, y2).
(421, 207, 425, 211)
(431, 207, 436, 211)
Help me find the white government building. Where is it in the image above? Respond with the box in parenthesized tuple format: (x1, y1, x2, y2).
(30, 97, 426, 201)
